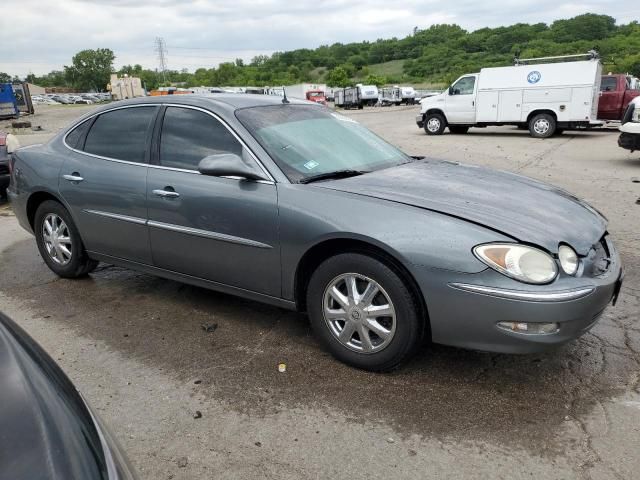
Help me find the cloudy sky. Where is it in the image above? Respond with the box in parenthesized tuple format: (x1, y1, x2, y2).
(1, 0, 637, 77)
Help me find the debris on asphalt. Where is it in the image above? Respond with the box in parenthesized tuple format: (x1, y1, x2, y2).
(278, 362, 287, 373)
(254, 441, 262, 447)
(176, 456, 188, 468)
(194, 379, 202, 385)
(632, 177, 640, 183)
(636, 197, 640, 205)
(408, 449, 417, 456)
(193, 411, 202, 419)
(386, 437, 395, 444)
(201, 323, 218, 333)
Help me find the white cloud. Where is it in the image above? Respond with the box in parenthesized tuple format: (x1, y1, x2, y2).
(1, 0, 635, 77)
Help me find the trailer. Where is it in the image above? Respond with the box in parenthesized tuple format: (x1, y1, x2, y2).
(357, 84, 379, 106)
(417, 51, 603, 138)
(0, 83, 34, 119)
(380, 87, 401, 106)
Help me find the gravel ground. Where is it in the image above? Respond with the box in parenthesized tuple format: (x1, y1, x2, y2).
(0, 104, 639, 480)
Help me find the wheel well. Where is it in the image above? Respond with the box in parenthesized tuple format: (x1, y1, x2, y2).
(527, 109, 557, 123)
(26, 191, 61, 230)
(294, 238, 430, 337)
(425, 108, 446, 119)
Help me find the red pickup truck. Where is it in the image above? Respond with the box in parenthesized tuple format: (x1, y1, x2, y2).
(598, 74, 640, 121)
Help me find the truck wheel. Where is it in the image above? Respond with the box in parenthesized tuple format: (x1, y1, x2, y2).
(424, 113, 446, 135)
(449, 126, 469, 134)
(529, 113, 556, 138)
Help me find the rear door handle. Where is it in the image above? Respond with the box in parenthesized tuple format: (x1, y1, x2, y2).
(153, 189, 180, 198)
(63, 173, 84, 182)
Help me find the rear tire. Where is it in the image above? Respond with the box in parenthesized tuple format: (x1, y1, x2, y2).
(449, 126, 469, 134)
(529, 113, 556, 138)
(424, 113, 446, 135)
(34, 200, 98, 278)
(307, 253, 424, 372)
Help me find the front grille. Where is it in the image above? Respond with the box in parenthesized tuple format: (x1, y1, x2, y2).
(583, 235, 612, 278)
(0, 164, 9, 175)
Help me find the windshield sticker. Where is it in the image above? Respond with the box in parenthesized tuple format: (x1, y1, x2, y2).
(331, 112, 358, 124)
(304, 160, 320, 170)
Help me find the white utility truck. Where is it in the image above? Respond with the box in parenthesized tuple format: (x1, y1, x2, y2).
(417, 51, 603, 138)
(283, 83, 327, 105)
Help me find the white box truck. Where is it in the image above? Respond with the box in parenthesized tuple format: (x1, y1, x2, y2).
(283, 83, 327, 105)
(417, 52, 603, 138)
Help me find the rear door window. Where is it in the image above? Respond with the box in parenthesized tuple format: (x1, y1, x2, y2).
(159, 107, 243, 170)
(83, 106, 158, 163)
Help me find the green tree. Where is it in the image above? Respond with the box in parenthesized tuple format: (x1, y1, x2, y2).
(364, 74, 387, 87)
(64, 48, 115, 91)
(326, 66, 350, 87)
(0, 72, 12, 82)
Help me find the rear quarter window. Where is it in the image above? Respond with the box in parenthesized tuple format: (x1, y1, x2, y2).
(64, 118, 93, 150)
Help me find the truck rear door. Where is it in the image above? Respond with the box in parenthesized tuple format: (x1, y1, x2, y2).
(598, 76, 623, 120)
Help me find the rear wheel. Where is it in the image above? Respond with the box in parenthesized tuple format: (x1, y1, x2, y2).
(449, 126, 469, 134)
(307, 253, 424, 371)
(424, 113, 446, 135)
(529, 113, 556, 138)
(34, 200, 98, 278)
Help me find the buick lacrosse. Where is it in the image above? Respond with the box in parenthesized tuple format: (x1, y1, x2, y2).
(8, 95, 623, 371)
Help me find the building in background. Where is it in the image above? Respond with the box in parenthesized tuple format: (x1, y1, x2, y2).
(108, 74, 145, 100)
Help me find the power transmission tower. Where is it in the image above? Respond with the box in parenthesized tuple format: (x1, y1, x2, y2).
(155, 37, 168, 84)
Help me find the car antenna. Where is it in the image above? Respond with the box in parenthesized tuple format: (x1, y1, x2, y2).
(282, 86, 290, 104)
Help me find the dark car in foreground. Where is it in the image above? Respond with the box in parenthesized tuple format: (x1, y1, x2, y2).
(7, 95, 623, 371)
(0, 312, 136, 479)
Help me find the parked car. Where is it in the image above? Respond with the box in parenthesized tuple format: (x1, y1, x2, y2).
(51, 95, 73, 104)
(0, 131, 19, 199)
(598, 74, 640, 121)
(0, 311, 137, 479)
(7, 95, 623, 371)
(618, 96, 640, 152)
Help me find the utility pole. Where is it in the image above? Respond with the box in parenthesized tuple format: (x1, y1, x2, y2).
(155, 37, 168, 84)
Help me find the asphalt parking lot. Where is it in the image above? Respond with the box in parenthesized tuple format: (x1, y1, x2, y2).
(1, 104, 639, 479)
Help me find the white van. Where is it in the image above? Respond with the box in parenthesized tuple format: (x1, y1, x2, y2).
(417, 52, 603, 138)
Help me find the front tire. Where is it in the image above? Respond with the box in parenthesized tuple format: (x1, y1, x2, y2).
(307, 253, 424, 372)
(34, 200, 98, 278)
(529, 113, 556, 138)
(424, 113, 447, 135)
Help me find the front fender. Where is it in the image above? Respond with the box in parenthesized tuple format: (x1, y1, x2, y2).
(278, 184, 512, 300)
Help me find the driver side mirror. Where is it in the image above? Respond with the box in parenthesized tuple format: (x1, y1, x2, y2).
(198, 153, 269, 181)
(448, 86, 454, 95)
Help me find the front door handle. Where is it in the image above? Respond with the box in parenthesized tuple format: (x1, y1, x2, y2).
(153, 189, 180, 199)
(63, 173, 84, 182)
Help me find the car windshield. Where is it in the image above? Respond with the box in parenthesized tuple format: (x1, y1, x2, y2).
(236, 105, 412, 182)
(308, 92, 323, 97)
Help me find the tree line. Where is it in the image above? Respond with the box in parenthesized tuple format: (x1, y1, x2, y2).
(3, 14, 639, 92)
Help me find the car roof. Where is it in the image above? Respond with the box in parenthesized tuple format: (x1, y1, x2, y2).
(107, 93, 314, 111)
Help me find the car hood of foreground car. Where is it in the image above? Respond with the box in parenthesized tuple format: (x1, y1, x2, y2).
(317, 159, 606, 255)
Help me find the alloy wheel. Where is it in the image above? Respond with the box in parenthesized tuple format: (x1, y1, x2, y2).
(322, 273, 397, 354)
(427, 118, 441, 132)
(42, 213, 73, 266)
(533, 118, 550, 135)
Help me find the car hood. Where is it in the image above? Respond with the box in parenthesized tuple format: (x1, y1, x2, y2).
(316, 159, 606, 255)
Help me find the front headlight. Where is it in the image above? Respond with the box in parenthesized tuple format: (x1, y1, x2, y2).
(474, 243, 558, 284)
(558, 244, 579, 275)
(632, 106, 640, 123)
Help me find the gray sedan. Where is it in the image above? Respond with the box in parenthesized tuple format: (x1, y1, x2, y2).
(7, 95, 623, 371)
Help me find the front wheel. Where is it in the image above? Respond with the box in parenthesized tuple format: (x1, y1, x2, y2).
(34, 200, 98, 278)
(307, 253, 424, 371)
(529, 113, 556, 138)
(424, 113, 446, 135)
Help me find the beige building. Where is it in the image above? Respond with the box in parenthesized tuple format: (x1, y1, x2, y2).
(26, 83, 46, 95)
(109, 75, 145, 100)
